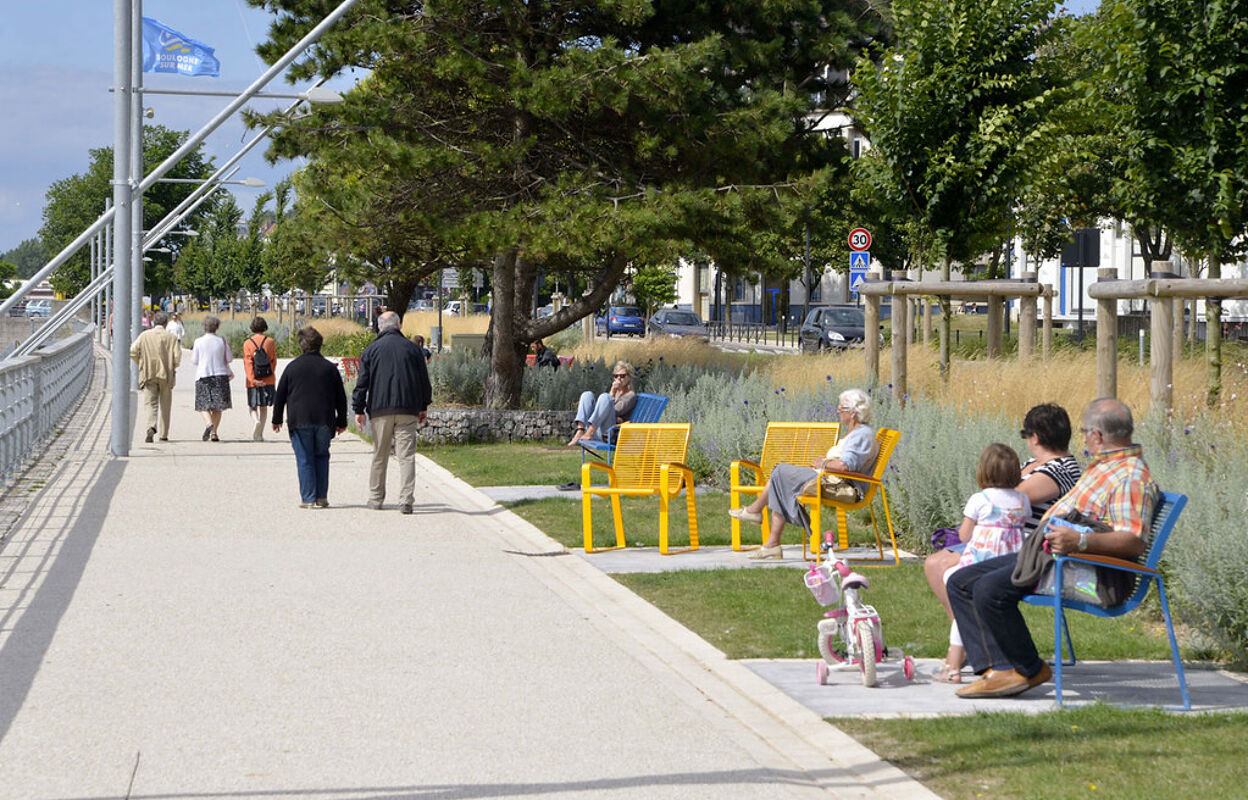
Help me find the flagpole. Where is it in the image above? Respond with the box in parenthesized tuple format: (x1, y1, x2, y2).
(111, 0, 134, 457)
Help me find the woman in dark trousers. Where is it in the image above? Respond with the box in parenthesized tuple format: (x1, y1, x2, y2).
(272, 326, 348, 508)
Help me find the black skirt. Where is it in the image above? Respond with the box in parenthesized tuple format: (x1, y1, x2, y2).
(247, 384, 275, 408)
(194, 375, 233, 411)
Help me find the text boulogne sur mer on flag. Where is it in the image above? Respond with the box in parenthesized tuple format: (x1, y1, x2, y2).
(141, 17, 220, 78)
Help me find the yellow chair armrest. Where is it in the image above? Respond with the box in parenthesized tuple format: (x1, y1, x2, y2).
(582, 460, 617, 488)
(730, 459, 763, 489)
(660, 462, 695, 497)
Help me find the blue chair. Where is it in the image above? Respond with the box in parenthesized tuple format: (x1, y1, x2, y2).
(580, 393, 669, 463)
(1023, 491, 1189, 710)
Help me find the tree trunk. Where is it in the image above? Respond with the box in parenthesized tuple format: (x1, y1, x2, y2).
(1206, 260, 1222, 407)
(483, 250, 525, 409)
(939, 254, 951, 379)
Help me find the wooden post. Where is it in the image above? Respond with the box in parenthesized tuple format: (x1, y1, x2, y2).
(987, 295, 1003, 358)
(1042, 291, 1053, 363)
(908, 297, 918, 348)
(1171, 296, 1183, 371)
(1151, 284, 1174, 414)
(864, 271, 880, 385)
(1019, 271, 1037, 362)
(922, 295, 932, 342)
(891, 289, 908, 403)
(1096, 267, 1118, 399)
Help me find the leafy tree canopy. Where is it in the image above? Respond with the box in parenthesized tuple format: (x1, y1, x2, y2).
(0, 238, 50, 279)
(246, 0, 893, 406)
(38, 125, 216, 297)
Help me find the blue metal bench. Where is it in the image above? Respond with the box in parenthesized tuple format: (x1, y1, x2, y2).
(580, 392, 669, 463)
(1022, 491, 1189, 710)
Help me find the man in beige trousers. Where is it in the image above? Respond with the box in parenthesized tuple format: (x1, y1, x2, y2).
(129, 310, 182, 442)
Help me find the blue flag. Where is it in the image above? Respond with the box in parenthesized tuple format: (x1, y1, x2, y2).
(141, 17, 221, 77)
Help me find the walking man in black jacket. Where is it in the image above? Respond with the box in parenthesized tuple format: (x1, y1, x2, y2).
(353, 311, 433, 514)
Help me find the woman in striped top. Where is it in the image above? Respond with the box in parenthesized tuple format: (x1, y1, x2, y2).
(924, 403, 1082, 683)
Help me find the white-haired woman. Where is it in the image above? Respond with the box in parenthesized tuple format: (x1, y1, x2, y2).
(729, 388, 879, 560)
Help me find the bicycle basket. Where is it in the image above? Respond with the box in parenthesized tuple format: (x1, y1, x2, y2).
(804, 563, 840, 606)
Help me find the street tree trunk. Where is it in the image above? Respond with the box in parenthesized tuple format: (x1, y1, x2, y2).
(1206, 259, 1222, 407)
(939, 254, 951, 379)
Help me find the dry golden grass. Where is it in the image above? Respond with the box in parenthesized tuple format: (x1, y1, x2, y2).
(401, 311, 490, 341)
(564, 336, 752, 370)
(768, 344, 1248, 428)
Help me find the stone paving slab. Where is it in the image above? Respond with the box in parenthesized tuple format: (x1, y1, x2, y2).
(744, 659, 1248, 718)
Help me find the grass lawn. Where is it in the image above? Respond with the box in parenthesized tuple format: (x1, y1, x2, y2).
(424, 440, 579, 486)
(839, 707, 1248, 800)
(615, 566, 1179, 662)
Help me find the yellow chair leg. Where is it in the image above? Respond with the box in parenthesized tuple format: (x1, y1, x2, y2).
(610, 494, 625, 549)
(730, 487, 741, 550)
(686, 488, 699, 551)
(582, 490, 595, 552)
(836, 509, 849, 549)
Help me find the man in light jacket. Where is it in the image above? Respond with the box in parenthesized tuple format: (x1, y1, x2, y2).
(352, 311, 433, 514)
(129, 310, 182, 443)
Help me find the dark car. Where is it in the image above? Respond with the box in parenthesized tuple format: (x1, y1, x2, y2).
(596, 305, 646, 336)
(799, 305, 871, 353)
(647, 308, 708, 340)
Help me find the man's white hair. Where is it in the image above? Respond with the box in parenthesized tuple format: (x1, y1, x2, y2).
(377, 311, 401, 332)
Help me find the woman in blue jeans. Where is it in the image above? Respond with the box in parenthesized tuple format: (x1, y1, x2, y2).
(567, 360, 637, 446)
(271, 326, 348, 508)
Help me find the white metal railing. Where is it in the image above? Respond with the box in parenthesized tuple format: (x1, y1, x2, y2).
(0, 327, 95, 485)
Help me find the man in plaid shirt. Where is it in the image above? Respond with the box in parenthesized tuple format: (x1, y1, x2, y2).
(948, 398, 1159, 699)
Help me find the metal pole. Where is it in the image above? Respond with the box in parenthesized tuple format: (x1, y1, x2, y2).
(91, 229, 99, 343)
(803, 223, 810, 328)
(130, 0, 144, 389)
(111, 0, 134, 457)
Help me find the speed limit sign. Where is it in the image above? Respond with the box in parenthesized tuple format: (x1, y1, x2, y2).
(848, 227, 872, 252)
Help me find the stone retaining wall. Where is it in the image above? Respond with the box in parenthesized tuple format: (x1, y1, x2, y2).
(416, 409, 575, 444)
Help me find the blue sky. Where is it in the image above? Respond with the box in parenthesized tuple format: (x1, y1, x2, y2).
(0, 0, 363, 253)
(0, 0, 1102, 254)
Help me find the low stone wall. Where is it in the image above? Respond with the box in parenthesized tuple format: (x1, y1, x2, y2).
(416, 409, 575, 444)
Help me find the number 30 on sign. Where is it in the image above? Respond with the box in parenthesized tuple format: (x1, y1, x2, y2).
(848, 227, 872, 251)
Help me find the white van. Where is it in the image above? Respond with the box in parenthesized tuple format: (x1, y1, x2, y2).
(444, 300, 463, 315)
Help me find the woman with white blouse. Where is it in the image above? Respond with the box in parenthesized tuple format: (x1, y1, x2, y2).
(191, 315, 234, 441)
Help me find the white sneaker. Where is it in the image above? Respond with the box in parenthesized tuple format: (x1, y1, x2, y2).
(252, 420, 264, 441)
(729, 507, 763, 523)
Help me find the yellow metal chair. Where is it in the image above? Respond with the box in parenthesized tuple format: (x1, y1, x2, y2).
(797, 428, 902, 565)
(580, 423, 699, 555)
(729, 422, 841, 551)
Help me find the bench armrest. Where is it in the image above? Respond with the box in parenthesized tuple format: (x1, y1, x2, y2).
(581, 460, 616, 488)
(730, 459, 763, 488)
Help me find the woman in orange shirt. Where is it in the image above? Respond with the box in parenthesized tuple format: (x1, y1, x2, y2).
(244, 316, 279, 441)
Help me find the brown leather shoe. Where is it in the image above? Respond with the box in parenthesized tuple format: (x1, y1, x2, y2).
(956, 663, 1051, 699)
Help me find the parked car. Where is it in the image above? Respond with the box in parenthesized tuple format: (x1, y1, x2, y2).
(798, 304, 875, 353)
(408, 299, 437, 312)
(647, 308, 709, 340)
(24, 300, 52, 318)
(7, 299, 27, 316)
(595, 305, 646, 336)
(444, 300, 464, 315)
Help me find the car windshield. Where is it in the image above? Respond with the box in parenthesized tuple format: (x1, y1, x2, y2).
(613, 307, 641, 317)
(665, 312, 701, 325)
(822, 308, 863, 326)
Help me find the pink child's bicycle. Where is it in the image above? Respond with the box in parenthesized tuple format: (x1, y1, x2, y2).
(805, 555, 916, 687)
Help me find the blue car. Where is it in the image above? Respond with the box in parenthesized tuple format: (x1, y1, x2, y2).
(595, 305, 646, 336)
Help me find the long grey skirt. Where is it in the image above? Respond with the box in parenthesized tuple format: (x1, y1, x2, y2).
(767, 463, 818, 535)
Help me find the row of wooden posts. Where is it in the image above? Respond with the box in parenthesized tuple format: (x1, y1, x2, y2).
(856, 263, 1248, 415)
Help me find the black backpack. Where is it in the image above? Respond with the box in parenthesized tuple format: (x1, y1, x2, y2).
(250, 336, 272, 379)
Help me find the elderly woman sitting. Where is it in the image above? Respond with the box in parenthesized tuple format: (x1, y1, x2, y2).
(729, 388, 879, 560)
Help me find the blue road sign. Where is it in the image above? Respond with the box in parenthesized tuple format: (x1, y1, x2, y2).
(850, 251, 870, 270)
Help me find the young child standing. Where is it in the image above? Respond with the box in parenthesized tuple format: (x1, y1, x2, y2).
(936, 443, 1031, 683)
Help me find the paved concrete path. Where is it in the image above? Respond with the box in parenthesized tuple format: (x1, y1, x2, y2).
(0, 348, 937, 799)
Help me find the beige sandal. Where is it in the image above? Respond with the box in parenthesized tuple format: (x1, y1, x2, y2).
(933, 662, 964, 684)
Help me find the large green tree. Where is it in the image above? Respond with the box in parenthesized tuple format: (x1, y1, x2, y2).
(247, 0, 890, 407)
(852, 0, 1059, 375)
(1096, 0, 1248, 405)
(0, 238, 50, 279)
(38, 125, 216, 297)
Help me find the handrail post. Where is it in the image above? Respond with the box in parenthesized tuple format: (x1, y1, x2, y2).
(1096, 267, 1118, 398)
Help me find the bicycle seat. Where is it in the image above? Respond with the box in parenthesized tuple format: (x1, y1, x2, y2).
(842, 572, 870, 591)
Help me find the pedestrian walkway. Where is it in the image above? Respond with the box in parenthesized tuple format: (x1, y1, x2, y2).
(0, 347, 937, 799)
